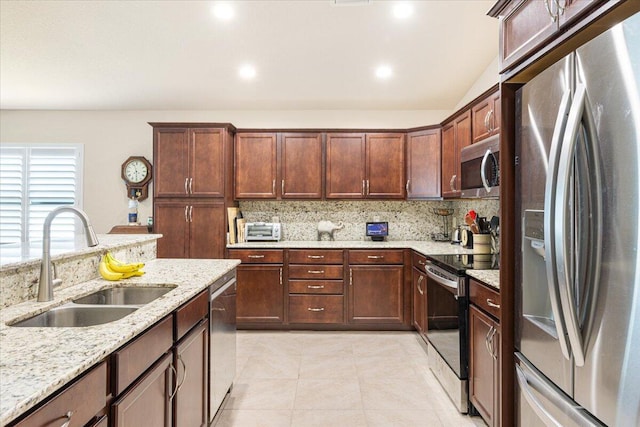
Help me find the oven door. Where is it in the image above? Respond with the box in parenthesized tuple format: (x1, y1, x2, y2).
(425, 263, 468, 379)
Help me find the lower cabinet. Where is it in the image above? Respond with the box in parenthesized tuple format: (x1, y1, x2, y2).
(236, 265, 284, 324)
(469, 279, 501, 427)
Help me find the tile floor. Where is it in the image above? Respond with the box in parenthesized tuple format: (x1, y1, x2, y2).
(213, 331, 487, 426)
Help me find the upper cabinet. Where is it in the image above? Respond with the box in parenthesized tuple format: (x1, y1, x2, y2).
(326, 133, 405, 199)
(441, 110, 471, 198)
(234, 132, 323, 200)
(153, 124, 233, 198)
(498, 0, 603, 72)
(406, 128, 441, 199)
(472, 90, 501, 144)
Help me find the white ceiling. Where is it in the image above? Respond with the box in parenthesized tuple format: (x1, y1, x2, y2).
(0, 0, 499, 111)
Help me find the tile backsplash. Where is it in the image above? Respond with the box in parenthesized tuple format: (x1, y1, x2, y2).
(238, 199, 499, 241)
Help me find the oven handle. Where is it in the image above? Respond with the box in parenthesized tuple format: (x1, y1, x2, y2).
(425, 266, 459, 291)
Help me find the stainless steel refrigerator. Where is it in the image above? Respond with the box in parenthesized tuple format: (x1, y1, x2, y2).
(515, 11, 640, 427)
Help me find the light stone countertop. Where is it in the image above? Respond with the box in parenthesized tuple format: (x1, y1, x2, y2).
(0, 258, 240, 426)
(467, 269, 500, 290)
(0, 234, 162, 270)
(229, 240, 475, 255)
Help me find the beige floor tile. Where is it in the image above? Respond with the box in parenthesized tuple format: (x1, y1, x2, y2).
(214, 409, 292, 427)
(226, 379, 297, 410)
(239, 353, 301, 380)
(355, 355, 420, 379)
(291, 409, 367, 427)
(360, 377, 434, 411)
(364, 409, 444, 427)
(299, 353, 357, 379)
(294, 378, 362, 410)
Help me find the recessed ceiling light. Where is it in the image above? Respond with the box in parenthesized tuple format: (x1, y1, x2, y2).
(375, 65, 393, 80)
(239, 64, 257, 80)
(212, 3, 234, 21)
(393, 2, 413, 19)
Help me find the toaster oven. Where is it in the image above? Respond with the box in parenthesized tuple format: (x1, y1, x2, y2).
(244, 222, 281, 241)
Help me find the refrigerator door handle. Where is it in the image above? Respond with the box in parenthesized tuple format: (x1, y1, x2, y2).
(516, 364, 564, 427)
(555, 84, 603, 367)
(544, 89, 573, 361)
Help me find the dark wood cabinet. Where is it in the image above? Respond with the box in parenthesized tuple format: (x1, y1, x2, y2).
(236, 265, 284, 324)
(441, 110, 471, 198)
(469, 279, 501, 427)
(472, 89, 501, 143)
(347, 250, 405, 325)
(173, 320, 208, 427)
(111, 353, 173, 427)
(234, 133, 278, 199)
(153, 126, 231, 198)
(155, 201, 225, 259)
(235, 132, 323, 200)
(406, 128, 441, 199)
(12, 362, 108, 427)
(326, 133, 405, 199)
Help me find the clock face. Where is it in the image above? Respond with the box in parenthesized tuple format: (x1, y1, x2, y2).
(124, 160, 148, 184)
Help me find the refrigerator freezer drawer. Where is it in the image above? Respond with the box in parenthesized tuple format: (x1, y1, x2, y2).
(516, 353, 604, 427)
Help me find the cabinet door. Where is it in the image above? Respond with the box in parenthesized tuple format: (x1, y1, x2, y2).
(237, 265, 284, 324)
(112, 353, 173, 427)
(490, 91, 501, 136)
(189, 202, 225, 259)
(281, 133, 323, 199)
(190, 128, 225, 197)
(441, 122, 457, 197)
(412, 269, 427, 336)
(472, 98, 493, 143)
(559, 0, 601, 27)
(348, 265, 403, 324)
(366, 133, 405, 199)
(154, 201, 189, 258)
(235, 133, 277, 199)
(470, 305, 499, 427)
(154, 128, 189, 198)
(326, 133, 366, 199)
(174, 321, 208, 427)
(406, 129, 441, 199)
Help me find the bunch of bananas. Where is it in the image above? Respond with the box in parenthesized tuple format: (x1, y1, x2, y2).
(99, 252, 145, 281)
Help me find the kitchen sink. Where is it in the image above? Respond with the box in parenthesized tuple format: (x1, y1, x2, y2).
(72, 286, 176, 306)
(9, 304, 139, 327)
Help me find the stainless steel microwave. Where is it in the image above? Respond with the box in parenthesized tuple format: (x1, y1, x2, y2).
(460, 135, 500, 198)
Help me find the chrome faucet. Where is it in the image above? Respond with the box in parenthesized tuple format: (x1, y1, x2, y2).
(38, 206, 99, 302)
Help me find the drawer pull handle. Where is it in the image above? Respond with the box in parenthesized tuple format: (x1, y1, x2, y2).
(308, 270, 325, 274)
(307, 255, 325, 259)
(367, 255, 384, 259)
(169, 363, 179, 400)
(60, 411, 73, 427)
(279, 268, 283, 285)
(177, 355, 187, 391)
(417, 275, 424, 295)
(486, 298, 500, 309)
(248, 255, 265, 259)
(308, 307, 325, 312)
(418, 260, 426, 265)
(349, 269, 353, 286)
(308, 285, 325, 289)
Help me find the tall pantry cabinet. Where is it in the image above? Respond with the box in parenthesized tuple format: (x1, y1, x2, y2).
(151, 123, 236, 259)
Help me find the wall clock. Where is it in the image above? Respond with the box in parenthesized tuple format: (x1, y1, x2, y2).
(121, 156, 152, 201)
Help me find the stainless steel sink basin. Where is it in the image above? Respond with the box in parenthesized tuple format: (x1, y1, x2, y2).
(72, 286, 176, 306)
(10, 304, 138, 327)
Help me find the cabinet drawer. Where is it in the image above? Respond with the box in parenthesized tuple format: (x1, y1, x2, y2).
(113, 316, 173, 395)
(14, 362, 108, 427)
(289, 295, 344, 324)
(228, 249, 284, 264)
(349, 249, 404, 265)
(289, 280, 343, 294)
(411, 251, 427, 269)
(289, 265, 343, 280)
(174, 289, 208, 341)
(470, 278, 501, 320)
(289, 249, 344, 264)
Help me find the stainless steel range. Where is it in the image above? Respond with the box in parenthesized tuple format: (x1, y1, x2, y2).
(424, 253, 499, 413)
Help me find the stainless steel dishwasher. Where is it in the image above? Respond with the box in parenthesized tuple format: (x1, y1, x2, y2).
(209, 271, 236, 423)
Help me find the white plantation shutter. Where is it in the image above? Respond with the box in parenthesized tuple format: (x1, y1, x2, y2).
(0, 145, 83, 245)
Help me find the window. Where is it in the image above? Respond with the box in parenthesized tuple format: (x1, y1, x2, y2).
(0, 144, 83, 245)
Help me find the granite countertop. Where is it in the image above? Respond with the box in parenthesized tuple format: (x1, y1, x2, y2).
(0, 234, 162, 270)
(467, 269, 500, 290)
(229, 240, 475, 256)
(0, 258, 240, 425)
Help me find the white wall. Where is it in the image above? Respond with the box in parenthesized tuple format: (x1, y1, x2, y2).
(453, 56, 500, 111)
(0, 109, 450, 233)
